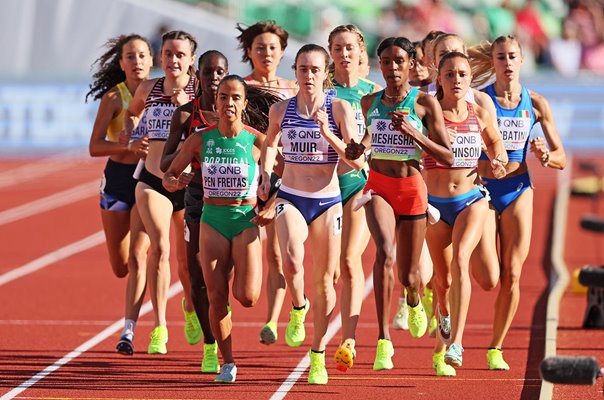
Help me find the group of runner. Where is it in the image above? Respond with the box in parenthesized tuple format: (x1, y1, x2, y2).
(87, 20, 565, 384)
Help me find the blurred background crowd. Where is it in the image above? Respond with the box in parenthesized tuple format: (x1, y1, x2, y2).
(179, 0, 604, 76)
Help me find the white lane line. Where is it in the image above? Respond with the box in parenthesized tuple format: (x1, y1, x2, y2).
(0, 231, 105, 287)
(0, 282, 183, 400)
(0, 150, 90, 189)
(539, 154, 572, 400)
(270, 273, 374, 400)
(0, 180, 98, 226)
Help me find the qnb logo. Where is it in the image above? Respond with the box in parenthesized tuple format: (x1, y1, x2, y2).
(153, 108, 162, 117)
(207, 165, 217, 175)
(287, 129, 297, 140)
(376, 120, 387, 132)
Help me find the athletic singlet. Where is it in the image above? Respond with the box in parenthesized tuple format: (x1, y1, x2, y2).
(280, 95, 341, 165)
(106, 82, 146, 142)
(326, 77, 377, 141)
(424, 102, 481, 169)
(367, 87, 424, 162)
(186, 97, 212, 169)
(479, 84, 536, 163)
(244, 75, 296, 99)
(144, 76, 196, 141)
(426, 81, 476, 104)
(200, 125, 259, 200)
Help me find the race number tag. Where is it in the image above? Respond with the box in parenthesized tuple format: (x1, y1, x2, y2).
(275, 202, 288, 218)
(184, 223, 190, 243)
(333, 213, 343, 235)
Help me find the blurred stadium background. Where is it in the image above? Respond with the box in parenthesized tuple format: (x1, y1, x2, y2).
(0, 0, 602, 152)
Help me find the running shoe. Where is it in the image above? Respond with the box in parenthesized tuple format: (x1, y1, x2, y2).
(182, 298, 202, 345)
(428, 315, 438, 337)
(373, 339, 394, 370)
(148, 326, 168, 355)
(285, 300, 309, 348)
(308, 351, 328, 384)
(422, 287, 434, 320)
(334, 338, 356, 371)
(437, 308, 451, 345)
(392, 297, 409, 331)
(432, 352, 456, 376)
(215, 363, 237, 383)
(201, 342, 220, 373)
(408, 301, 428, 338)
(445, 343, 464, 367)
(259, 321, 278, 345)
(116, 335, 134, 356)
(487, 348, 510, 370)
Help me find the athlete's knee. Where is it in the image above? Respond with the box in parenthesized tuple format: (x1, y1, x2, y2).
(400, 268, 422, 290)
(339, 255, 357, 280)
(282, 254, 303, 276)
(436, 271, 452, 292)
(265, 243, 282, 268)
(149, 238, 170, 259)
(501, 266, 522, 290)
(234, 290, 259, 308)
(375, 242, 396, 268)
(207, 285, 229, 306)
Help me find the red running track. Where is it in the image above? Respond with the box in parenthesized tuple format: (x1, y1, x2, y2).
(0, 153, 566, 400)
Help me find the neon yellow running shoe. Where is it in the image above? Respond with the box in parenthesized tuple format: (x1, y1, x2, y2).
(408, 301, 428, 338)
(285, 300, 309, 348)
(432, 352, 456, 376)
(182, 298, 202, 345)
(422, 287, 434, 319)
(334, 338, 356, 372)
(487, 348, 510, 370)
(308, 351, 328, 384)
(147, 325, 168, 354)
(428, 315, 437, 337)
(373, 339, 394, 370)
(259, 321, 278, 345)
(201, 342, 220, 373)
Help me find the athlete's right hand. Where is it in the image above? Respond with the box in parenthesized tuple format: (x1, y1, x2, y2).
(257, 172, 270, 201)
(162, 172, 192, 192)
(129, 136, 149, 156)
(345, 139, 365, 160)
(118, 129, 130, 145)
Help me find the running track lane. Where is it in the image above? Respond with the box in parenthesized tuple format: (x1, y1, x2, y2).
(0, 155, 559, 399)
(555, 154, 604, 400)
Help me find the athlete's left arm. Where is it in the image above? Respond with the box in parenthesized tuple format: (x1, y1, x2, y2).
(317, 99, 364, 171)
(530, 90, 566, 170)
(400, 93, 453, 166)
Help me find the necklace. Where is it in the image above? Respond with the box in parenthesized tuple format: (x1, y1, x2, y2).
(383, 88, 410, 101)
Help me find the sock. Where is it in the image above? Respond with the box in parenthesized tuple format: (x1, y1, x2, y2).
(311, 349, 325, 354)
(121, 319, 136, 341)
(293, 296, 307, 310)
